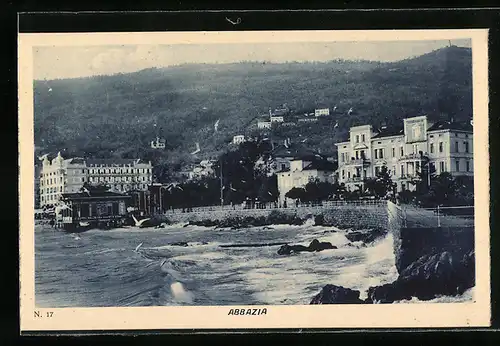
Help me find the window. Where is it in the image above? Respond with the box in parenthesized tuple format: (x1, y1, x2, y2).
(430, 143, 434, 154)
(440, 161, 445, 173)
(456, 160, 460, 172)
(392, 147, 395, 157)
(360, 150, 365, 159)
(362, 134, 365, 142)
(400, 147, 404, 157)
(392, 166, 396, 176)
(356, 151, 359, 159)
(375, 166, 380, 175)
(356, 135, 359, 143)
(348, 172, 351, 179)
(416, 162, 420, 172)
(342, 170, 345, 179)
(466, 160, 471, 172)
(401, 165, 404, 177)
(374, 150, 378, 159)
(455, 141, 459, 152)
(439, 142, 443, 153)
(464, 141, 470, 153)
(82, 169, 85, 174)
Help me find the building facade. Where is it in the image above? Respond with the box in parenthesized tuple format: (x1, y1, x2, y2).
(315, 108, 330, 117)
(335, 115, 473, 192)
(277, 157, 336, 206)
(257, 121, 272, 129)
(150, 137, 166, 149)
(39, 153, 153, 207)
(232, 135, 246, 144)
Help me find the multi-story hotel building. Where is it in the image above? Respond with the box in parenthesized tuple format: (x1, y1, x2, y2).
(39, 153, 153, 207)
(335, 115, 473, 192)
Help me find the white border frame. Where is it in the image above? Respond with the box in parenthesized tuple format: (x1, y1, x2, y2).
(19, 29, 490, 331)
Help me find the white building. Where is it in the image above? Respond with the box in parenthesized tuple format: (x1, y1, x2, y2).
(86, 159, 153, 193)
(258, 121, 272, 129)
(188, 159, 217, 180)
(151, 137, 166, 149)
(232, 135, 246, 144)
(270, 116, 284, 123)
(39, 154, 153, 207)
(315, 108, 330, 117)
(335, 115, 473, 192)
(276, 156, 336, 206)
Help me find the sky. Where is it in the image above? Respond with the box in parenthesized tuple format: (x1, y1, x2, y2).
(33, 39, 471, 80)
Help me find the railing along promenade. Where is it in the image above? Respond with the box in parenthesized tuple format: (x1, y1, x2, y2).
(162, 199, 387, 214)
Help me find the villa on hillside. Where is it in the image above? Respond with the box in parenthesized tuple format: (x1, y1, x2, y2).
(150, 137, 166, 149)
(335, 115, 473, 192)
(232, 135, 246, 144)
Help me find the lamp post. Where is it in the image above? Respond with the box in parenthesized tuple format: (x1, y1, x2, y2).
(220, 159, 224, 209)
(159, 186, 167, 214)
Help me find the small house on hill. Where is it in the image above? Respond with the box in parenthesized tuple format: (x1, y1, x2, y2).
(151, 137, 166, 149)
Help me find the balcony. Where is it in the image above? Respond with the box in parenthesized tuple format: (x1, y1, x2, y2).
(399, 152, 428, 162)
(345, 176, 364, 183)
(344, 158, 370, 166)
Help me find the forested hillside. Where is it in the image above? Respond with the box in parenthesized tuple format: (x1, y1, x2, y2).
(34, 46, 472, 179)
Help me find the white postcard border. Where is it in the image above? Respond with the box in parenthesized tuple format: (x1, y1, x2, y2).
(19, 29, 491, 331)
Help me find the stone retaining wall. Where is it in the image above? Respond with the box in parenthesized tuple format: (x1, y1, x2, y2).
(165, 203, 389, 230)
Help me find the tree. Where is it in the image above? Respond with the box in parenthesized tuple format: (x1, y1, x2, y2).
(285, 187, 306, 201)
(363, 165, 395, 199)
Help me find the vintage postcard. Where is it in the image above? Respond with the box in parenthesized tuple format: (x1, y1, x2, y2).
(19, 29, 490, 332)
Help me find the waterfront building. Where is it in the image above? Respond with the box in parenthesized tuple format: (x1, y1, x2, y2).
(86, 159, 153, 193)
(335, 115, 473, 192)
(39, 153, 88, 207)
(277, 156, 337, 206)
(232, 135, 246, 144)
(150, 137, 166, 149)
(39, 153, 153, 207)
(314, 108, 330, 117)
(34, 164, 41, 209)
(57, 190, 131, 230)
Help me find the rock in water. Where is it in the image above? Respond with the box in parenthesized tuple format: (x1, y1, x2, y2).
(345, 228, 386, 244)
(366, 250, 475, 303)
(308, 239, 337, 252)
(277, 244, 309, 255)
(277, 239, 337, 255)
(311, 284, 364, 304)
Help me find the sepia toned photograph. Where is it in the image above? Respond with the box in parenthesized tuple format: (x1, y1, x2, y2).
(18, 29, 490, 331)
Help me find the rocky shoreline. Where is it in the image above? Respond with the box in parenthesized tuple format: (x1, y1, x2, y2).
(310, 249, 475, 304)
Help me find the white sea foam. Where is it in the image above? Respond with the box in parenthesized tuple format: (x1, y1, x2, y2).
(394, 287, 475, 304)
(170, 282, 194, 303)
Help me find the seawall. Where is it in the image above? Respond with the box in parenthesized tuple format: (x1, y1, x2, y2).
(387, 201, 475, 273)
(164, 202, 388, 230)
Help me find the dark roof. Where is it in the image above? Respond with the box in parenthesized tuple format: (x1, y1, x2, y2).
(372, 127, 404, 139)
(427, 121, 473, 132)
(62, 191, 131, 200)
(304, 160, 337, 172)
(272, 143, 320, 159)
(85, 158, 144, 165)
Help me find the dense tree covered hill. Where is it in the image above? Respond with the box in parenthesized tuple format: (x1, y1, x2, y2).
(34, 46, 472, 178)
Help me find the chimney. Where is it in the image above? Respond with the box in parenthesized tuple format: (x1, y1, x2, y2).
(381, 122, 387, 130)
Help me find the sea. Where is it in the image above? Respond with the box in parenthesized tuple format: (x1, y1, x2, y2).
(34, 220, 473, 307)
